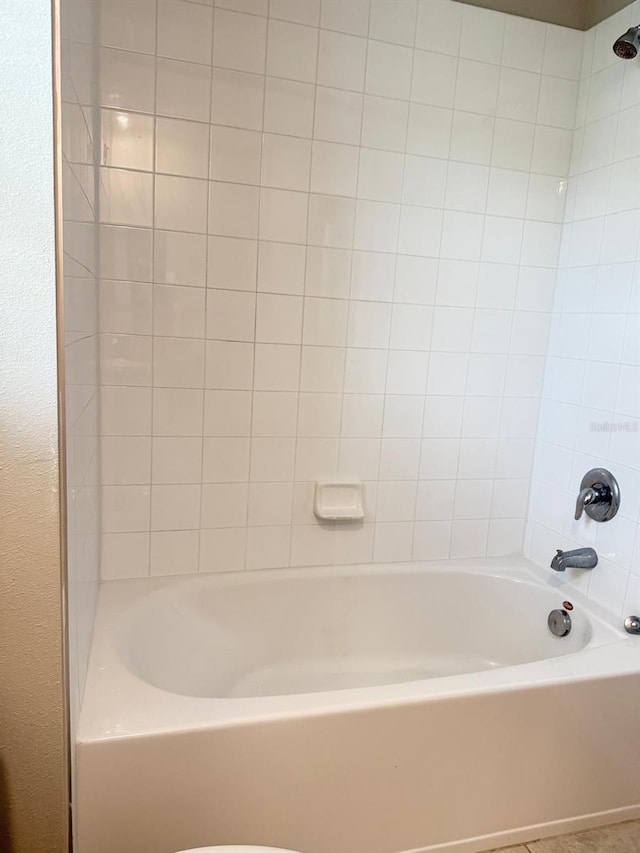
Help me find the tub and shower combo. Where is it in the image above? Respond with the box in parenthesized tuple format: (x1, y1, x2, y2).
(77, 557, 640, 853)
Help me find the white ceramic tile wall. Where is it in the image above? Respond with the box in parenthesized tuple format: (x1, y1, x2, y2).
(526, 1, 640, 617)
(97, 0, 580, 577)
(60, 0, 100, 743)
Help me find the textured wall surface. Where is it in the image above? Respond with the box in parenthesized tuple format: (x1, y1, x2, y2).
(526, 2, 640, 616)
(98, 0, 580, 579)
(588, 0, 636, 27)
(0, 1, 68, 851)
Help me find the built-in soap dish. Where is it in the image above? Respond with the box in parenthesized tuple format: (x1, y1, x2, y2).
(313, 482, 364, 521)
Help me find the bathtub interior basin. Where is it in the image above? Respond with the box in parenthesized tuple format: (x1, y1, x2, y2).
(117, 564, 604, 700)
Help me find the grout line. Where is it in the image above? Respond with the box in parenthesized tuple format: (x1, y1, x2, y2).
(244, 0, 275, 572)
(146, 0, 160, 579)
(359, 0, 393, 566)
(286, 0, 324, 570)
(390, 0, 424, 563)
(195, 0, 218, 575)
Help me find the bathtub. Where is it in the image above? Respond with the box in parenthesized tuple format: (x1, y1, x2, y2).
(76, 558, 640, 853)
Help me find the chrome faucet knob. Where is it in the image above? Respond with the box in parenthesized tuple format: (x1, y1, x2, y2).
(574, 487, 596, 520)
(573, 469, 620, 523)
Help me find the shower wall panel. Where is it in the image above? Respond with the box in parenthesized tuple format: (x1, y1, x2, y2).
(526, 1, 640, 617)
(97, 0, 580, 578)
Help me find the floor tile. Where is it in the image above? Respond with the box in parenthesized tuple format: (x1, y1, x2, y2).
(490, 847, 528, 852)
(527, 820, 640, 853)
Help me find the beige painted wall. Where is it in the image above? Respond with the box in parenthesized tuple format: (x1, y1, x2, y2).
(0, 1, 69, 852)
(588, 0, 635, 26)
(454, 0, 634, 28)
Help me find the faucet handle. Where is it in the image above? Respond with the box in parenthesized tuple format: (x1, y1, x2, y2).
(574, 468, 620, 523)
(575, 487, 596, 520)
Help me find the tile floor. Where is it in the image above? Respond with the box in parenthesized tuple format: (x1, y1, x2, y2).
(495, 820, 640, 852)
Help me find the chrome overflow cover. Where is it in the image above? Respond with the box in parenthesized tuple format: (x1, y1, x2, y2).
(624, 615, 640, 635)
(548, 609, 572, 637)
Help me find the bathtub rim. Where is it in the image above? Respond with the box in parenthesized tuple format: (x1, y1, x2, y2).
(78, 557, 640, 744)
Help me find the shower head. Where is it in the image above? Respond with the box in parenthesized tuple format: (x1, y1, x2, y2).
(613, 26, 640, 60)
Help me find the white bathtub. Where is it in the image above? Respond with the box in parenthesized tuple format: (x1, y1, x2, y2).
(76, 558, 640, 853)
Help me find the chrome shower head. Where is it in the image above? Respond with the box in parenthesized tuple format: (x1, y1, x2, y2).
(613, 26, 640, 59)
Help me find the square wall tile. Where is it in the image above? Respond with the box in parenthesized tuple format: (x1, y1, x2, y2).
(199, 528, 247, 573)
(254, 292, 304, 344)
(258, 242, 306, 295)
(100, 281, 152, 335)
(262, 134, 312, 191)
(204, 390, 252, 436)
(308, 194, 356, 249)
(151, 484, 201, 531)
(101, 0, 157, 54)
(411, 50, 458, 109)
(260, 188, 309, 244)
(155, 231, 207, 288)
(246, 526, 291, 570)
(211, 126, 261, 184)
(206, 340, 254, 389)
(211, 68, 265, 130)
(150, 530, 199, 575)
(317, 30, 367, 92)
(157, 0, 213, 65)
(101, 110, 154, 171)
(209, 182, 260, 238)
(152, 437, 203, 484)
(103, 485, 150, 533)
(213, 9, 267, 74)
(157, 58, 211, 122)
(100, 168, 153, 227)
(415, 0, 462, 53)
(254, 343, 301, 391)
(267, 19, 318, 83)
(206, 289, 256, 342)
(201, 483, 249, 528)
(100, 49, 155, 113)
(153, 337, 205, 388)
(152, 388, 204, 437)
(264, 77, 315, 137)
(362, 96, 409, 152)
(366, 41, 413, 100)
(314, 86, 364, 145)
(203, 437, 251, 482)
(156, 117, 210, 178)
(208, 236, 258, 291)
(252, 391, 298, 436)
(154, 285, 206, 338)
(369, 0, 417, 46)
(320, 0, 370, 36)
(99, 225, 153, 283)
(154, 175, 208, 233)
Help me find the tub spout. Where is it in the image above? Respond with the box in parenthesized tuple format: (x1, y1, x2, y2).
(550, 547, 598, 572)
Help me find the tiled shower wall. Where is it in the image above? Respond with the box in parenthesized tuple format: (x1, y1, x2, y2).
(60, 0, 100, 730)
(98, 0, 582, 578)
(526, 3, 640, 615)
